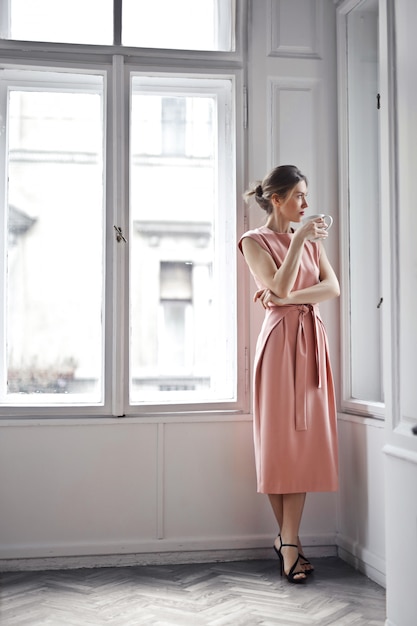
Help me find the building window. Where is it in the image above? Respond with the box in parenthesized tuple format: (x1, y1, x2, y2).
(159, 262, 193, 376)
(161, 99, 187, 156)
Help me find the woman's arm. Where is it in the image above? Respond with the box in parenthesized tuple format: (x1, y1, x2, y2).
(241, 219, 327, 299)
(254, 244, 340, 308)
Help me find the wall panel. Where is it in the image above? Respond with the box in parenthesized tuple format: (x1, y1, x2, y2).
(268, 0, 323, 58)
(163, 420, 274, 542)
(0, 422, 159, 558)
(268, 78, 319, 210)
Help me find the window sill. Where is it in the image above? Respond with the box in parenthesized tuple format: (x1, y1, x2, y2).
(337, 411, 385, 429)
(340, 399, 384, 420)
(0, 410, 253, 427)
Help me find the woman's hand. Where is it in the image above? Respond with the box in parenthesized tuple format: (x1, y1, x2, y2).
(254, 288, 288, 308)
(294, 217, 328, 243)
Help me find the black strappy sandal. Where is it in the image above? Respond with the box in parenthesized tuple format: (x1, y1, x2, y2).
(298, 552, 314, 575)
(273, 537, 307, 584)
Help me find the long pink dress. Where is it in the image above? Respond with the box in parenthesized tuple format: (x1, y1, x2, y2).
(239, 226, 338, 494)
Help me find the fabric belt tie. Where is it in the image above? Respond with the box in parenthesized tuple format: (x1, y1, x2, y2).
(294, 304, 321, 431)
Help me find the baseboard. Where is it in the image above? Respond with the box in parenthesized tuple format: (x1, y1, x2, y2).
(336, 533, 386, 588)
(0, 536, 337, 572)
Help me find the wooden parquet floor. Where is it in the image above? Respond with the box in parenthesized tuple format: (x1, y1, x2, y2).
(0, 557, 386, 626)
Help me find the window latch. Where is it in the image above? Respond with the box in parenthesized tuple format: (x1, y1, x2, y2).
(113, 225, 127, 243)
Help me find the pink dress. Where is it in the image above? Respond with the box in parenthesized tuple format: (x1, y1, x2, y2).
(239, 226, 338, 494)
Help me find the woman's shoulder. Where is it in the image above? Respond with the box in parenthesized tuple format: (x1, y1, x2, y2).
(240, 225, 282, 239)
(238, 227, 267, 252)
(240, 226, 262, 238)
(238, 226, 292, 246)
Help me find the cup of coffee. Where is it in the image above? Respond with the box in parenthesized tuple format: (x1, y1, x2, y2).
(304, 213, 333, 240)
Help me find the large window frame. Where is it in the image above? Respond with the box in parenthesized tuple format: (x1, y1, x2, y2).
(0, 1, 248, 419)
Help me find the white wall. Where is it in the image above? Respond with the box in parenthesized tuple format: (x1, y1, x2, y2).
(246, 0, 341, 548)
(0, 414, 339, 568)
(336, 415, 386, 587)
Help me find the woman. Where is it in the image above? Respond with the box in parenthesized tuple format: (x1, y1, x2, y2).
(239, 165, 340, 584)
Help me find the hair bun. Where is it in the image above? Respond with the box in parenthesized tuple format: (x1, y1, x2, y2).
(255, 184, 263, 197)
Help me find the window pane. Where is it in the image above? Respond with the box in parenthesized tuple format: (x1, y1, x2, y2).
(6, 0, 113, 45)
(3, 72, 105, 404)
(129, 76, 236, 405)
(346, 1, 383, 404)
(122, 0, 234, 51)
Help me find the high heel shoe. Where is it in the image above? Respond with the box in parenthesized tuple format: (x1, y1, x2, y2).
(273, 537, 306, 584)
(298, 552, 314, 575)
(273, 541, 284, 571)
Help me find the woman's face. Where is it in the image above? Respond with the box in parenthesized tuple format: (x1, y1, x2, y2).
(274, 181, 308, 222)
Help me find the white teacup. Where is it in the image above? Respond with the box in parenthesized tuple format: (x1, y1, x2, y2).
(303, 213, 333, 240)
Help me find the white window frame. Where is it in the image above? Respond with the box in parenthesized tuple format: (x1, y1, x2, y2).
(0, 1, 249, 419)
(336, 0, 385, 420)
(0, 66, 114, 418)
(127, 72, 240, 414)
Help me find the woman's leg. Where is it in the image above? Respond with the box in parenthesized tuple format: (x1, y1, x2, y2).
(281, 492, 305, 541)
(281, 493, 306, 578)
(268, 494, 283, 529)
(269, 492, 307, 579)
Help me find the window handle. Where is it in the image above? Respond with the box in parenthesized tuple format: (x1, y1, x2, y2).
(113, 225, 127, 243)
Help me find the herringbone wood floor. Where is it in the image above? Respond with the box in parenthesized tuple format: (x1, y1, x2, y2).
(0, 557, 386, 626)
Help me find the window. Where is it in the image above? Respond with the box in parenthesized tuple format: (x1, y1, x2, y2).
(0, 2, 243, 416)
(122, 0, 234, 51)
(129, 76, 236, 407)
(337, 0, 383, 418)
(0, 71, 105, 407)
(1, 0, 235, 51)
(4, 0, 114, 45)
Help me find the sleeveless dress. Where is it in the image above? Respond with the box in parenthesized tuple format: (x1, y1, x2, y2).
(238, 226, 338, 494)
